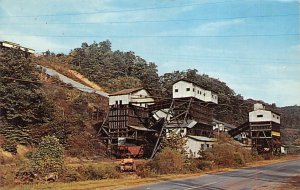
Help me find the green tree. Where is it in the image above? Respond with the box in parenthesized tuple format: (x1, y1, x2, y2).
(30, 136, 64, 175)
(69, 40, 160, 93)
(0, 47, 53, 151)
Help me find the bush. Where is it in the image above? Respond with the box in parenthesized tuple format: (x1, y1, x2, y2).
(1, 139, 17, 154)
(136, 162, 157, 178)
(189, 159, 214, 171)
(80, 164, 119, 180)
(61, 166, 83, 182)
(202, 134, 254, 167)
(233, 152, 245, 166)
(29, 136, 64, 176)
(151, 147, 186, 174)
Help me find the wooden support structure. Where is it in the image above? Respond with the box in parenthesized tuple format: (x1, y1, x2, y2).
(249, 121, 281, 154)
(150, 97, 214, 158)
(228, 121, 281, 155)
(98, 104, 154, 157)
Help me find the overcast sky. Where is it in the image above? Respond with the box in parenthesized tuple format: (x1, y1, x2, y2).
(0, 0, 299, 107)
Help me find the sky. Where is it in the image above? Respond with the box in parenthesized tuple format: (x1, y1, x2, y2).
(0, 0, 299, 107)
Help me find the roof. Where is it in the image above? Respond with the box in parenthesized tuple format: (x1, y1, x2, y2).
(250, 109, 281, 116)
(128, 125, 156, 132)
(173, 78, 218, 93)
(212, 119, 237, 129)
(109, 87, 144, 96)
(165, 120, 197, 129)
(2, 41, 20, 46)
(187, 135, 216, 142)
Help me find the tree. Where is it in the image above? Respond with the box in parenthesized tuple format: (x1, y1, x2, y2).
(30, 136, 64, 175)
(107, 76, 142, 92)
(69, 40, 161, 93)
(0, 47, 53, 151)
(161, 131, 187, 154)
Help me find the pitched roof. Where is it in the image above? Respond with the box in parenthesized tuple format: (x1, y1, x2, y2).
(173, 78, 218, 93)
(212, 119, 237, 129)
(128, 125, 156, 132)
(165, 119, 197, 128)
(187, 135, 216, 142)
(109, 87, 144, 96)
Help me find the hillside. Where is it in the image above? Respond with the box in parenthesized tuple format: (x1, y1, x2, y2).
(0, 46, 107, 157)
(280, 106, 300, 129)
(33, 41, 300, 148)
(1, 40, 300, 151)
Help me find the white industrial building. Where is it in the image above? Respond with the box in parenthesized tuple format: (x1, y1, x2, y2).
(172, 79, 218, 104)
(109, 88, 154, 108)
(185, 135, 216, 158)
(249, 103, 280, 124)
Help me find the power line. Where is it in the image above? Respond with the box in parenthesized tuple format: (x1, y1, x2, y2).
(0, 13, 297, 25)
(0, 0, 238, 18)
(137, 52, 299, 64)
(29, 48, 298, 64)
(1, 33, 299, 38)
(143, 55, 299, 65)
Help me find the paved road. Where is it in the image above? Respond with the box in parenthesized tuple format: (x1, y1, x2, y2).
(123, 158, 300, 190)
(38, 65, 109, 97)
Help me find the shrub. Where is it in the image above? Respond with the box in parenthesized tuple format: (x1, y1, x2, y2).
(189, 159, 214, 171)
(1, 139, 17, 154)
(136, 162, 156, 178)
(29, 136, 64, 176)
(202, 134, 254, 167)
(151, 147, 186, 174)
(80, 164, 119, 180)
(233, 152, 245, 166)
(61, 166, 83, 182)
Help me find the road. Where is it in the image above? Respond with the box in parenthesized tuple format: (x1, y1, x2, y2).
(123, 158, 300, 190)
(38, 65, 109, 97)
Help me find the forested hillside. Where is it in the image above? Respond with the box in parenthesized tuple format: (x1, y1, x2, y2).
(0, 47, 106, 156)
(0, 47, 53, 152)
(69, 40, 160, 94)
(67, 40, 296, 127)
(1, 40, 299, 153)
(35, 40, 300, 129)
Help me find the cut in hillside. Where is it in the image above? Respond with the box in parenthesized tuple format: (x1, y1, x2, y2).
(34, 41, 300, 129)
(32, 55, 107, 92)
(1, 46, 108, 157)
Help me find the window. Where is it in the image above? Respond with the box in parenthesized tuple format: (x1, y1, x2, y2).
(201, 144, 204, 150)
(180, 129, 184, 133)
(273, 115, 275, 118)
(200, 91, 202, 95)
(175, 89, 178, 92)
(193, 88, 195, 92)
(257, 115, 263, 118)
(119, 100, 122, 105)
(277, 116, 279, 119)
(115, 101, 118, 105)
(197, 90, 199, 94)
(206, 144, 209, 148)
(186, 88, 190, 91)
(203, 93, 206, 96)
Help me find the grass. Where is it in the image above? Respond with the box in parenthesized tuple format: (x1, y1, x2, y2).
(3, 155, 299, 190)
